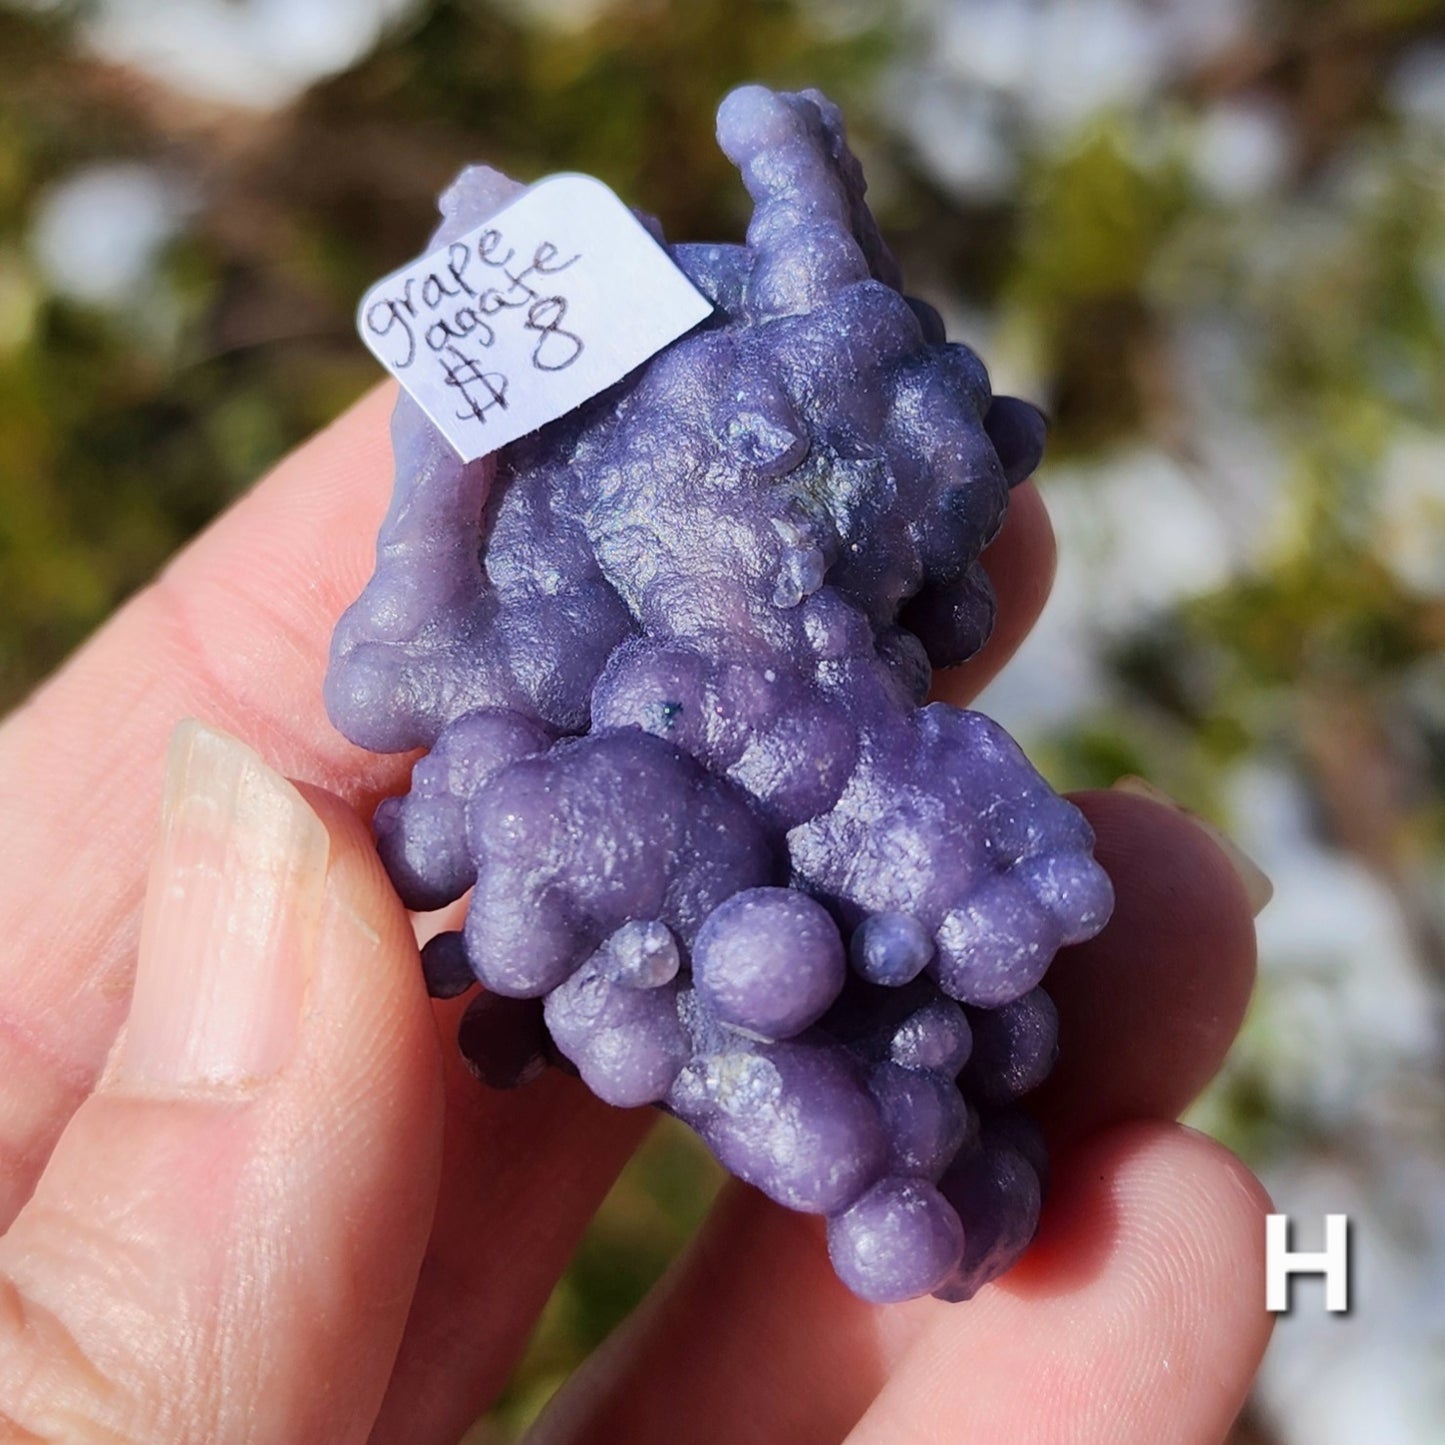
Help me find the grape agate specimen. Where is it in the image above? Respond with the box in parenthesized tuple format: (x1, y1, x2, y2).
(327, 85, 1113, 1304)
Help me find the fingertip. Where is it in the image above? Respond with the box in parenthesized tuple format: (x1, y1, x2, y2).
(1074, 786, 1263, 964)
(233, 380, 397, 515)
(1014, 1119, 1272, 1300)
(295, 779, 423, 972)
(1079, 786, 1262, 986)
(1033, 788, 1259, 1146)
(1110, 776, 1273, 916)
(1008, 1121, 1274, 1439)
(845, 1121, 1273, 1445)
(998, 478, 1057, 618)
(0, 736, 444, 1444)
(291, 776, 447, 1164)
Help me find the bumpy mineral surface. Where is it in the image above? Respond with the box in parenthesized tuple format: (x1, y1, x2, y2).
(327, 84, 1113, 1304)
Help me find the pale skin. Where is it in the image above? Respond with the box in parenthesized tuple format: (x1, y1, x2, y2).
(0, 383, 1273, 1444)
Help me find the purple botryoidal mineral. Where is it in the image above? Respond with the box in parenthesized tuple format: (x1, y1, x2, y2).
(327, 84, 1113, 1304)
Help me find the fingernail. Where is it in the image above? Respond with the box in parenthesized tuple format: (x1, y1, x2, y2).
(121, 721, 330, 1093)
(1111, 775, 1273, 916)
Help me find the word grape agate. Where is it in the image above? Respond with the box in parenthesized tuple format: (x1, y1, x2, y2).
(327, 85, 1113, 1304)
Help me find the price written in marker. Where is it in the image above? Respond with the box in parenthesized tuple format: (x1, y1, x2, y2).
(356, 173, 715, 461)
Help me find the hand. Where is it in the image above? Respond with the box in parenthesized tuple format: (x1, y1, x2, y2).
(0, 385, 1273, 1444)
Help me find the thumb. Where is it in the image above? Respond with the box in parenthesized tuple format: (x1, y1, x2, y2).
(0, 722, 444, 1444)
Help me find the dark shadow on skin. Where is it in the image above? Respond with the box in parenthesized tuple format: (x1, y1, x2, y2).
(995, 1126, 1131, 1302)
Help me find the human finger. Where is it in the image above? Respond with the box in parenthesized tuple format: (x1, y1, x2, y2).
(0, 723, 443, 1443)
(1030, 785, 1266, 1149)
(0, 384, 404, 1225)
(840, 1122, 1272, 1445)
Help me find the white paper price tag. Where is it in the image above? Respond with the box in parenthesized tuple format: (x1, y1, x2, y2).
(356, 173, 714, 461)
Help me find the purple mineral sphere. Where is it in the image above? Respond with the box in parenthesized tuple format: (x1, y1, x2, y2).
(850, 910, 934, 987)
(827, 1177, 966, 1304)
(693, 888, 846, 1040)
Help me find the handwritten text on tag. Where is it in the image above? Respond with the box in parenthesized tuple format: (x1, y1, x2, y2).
(356, 173, 714, 461)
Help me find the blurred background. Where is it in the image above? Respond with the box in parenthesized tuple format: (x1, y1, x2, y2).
(2, 0, 1443, 1439)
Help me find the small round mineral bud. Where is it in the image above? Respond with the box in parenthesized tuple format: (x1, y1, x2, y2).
(827, 1177, 965, 1303)
(669, 1035, 888, 1213)
(868, 1060, 975, 1180)
(984, 1107, 1050, 1194)
(933, 875, 1063, 1007)
(960, 988, 1059, 1104)
(890, 998, 973, 1076)
(420, 929, 475, 999)
(543, 959, 690, 1108)
(693, 887, 846, 1039)
(983, 395, 1047, 487)
(604, 919, 681, 989)
(850, 911, 934, 987)
(932, 1131, 1043, 1302)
